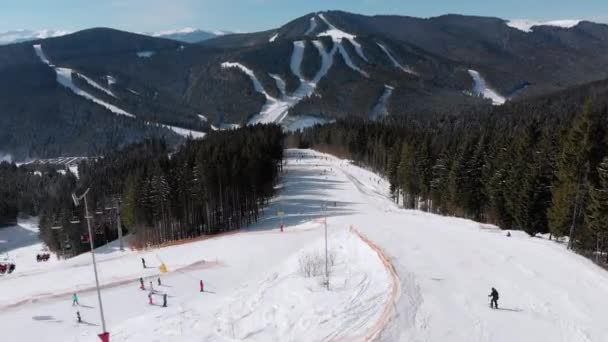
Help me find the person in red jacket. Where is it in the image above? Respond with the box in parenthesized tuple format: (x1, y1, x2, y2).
(200, 280, 204, 292)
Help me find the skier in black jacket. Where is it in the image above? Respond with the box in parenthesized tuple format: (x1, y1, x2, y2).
(489, 287, 499, 309)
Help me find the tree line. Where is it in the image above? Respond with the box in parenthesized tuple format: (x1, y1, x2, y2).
(289, 86, 608, 264)
(2, 125, 284, 256)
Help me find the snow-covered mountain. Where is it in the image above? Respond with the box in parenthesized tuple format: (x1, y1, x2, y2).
(0, 29, 70, 45)
(1, 11, 608, 160)
(152, 27, 231, 43)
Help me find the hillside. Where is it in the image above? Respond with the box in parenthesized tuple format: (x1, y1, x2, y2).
(1, 11, 608, 160)
(2, 149, 608, 341)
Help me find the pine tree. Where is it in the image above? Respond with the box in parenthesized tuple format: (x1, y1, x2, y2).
(587, 157, 608, 261)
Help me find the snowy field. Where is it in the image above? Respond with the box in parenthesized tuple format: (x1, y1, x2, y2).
(1, 149, 608, 341)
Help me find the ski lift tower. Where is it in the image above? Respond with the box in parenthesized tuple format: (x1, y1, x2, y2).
(72, 188, 109, 342)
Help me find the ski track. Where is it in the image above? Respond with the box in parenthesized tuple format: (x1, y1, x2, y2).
(33, 44, 207, 137)
(305, 17, 318, 36)
(468, 69, 506, 105)
(369, 85, 394, 120)
(221, 13, 374, 125)
(5, 149, 608, 342)
(376, 42, 417, 75)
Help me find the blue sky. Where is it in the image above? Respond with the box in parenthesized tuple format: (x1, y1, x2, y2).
(1, 0, 607, 33)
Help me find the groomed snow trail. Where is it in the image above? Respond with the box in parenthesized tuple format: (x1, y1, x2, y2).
(33, 44, 206, 137)
(468, 69, 506, 105)
(4, 149, 608, 342)
(376, 42, 416, 75)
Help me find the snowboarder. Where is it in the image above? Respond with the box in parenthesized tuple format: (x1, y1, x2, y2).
(489, 287, 499, 309)
(200, 280, 204, 292)
(139, 277, 145, 290)
(158, 277, 161, 286)
(76, 311, 82, 323)
(141, 257, 146, 269)
(72, 293, 79, 306)
(162, 293, 167, 307)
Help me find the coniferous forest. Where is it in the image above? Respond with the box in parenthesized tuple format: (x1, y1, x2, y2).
(289, 80, 608, 264)
(1, 125, 284, 256)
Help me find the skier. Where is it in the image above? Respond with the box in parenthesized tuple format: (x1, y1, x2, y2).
(149, 281, 154, 293)
(489, 287, 499, 309)
(158, 277, 162, 286)
(139, 277, 145, 290)
(148, 292, 153, 305)
(72, 293, 79, 306)
(200, 279, 204, 292)
(162, 293, 167, 307)
(506, 231, 512, 237)
(76, 311, 82, 323)
(141, 257, 146, 269)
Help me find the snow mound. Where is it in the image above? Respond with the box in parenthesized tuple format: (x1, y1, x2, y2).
(467, 69, 506, 105)
(370, 85, 395, 120)
(507, 19, 581, 32)
(214, 229, 391, 341)
(377, 42, 417, 75)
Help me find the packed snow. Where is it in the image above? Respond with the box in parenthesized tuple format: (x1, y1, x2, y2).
(468, 69, 506, 105)
(106, 75, 117, 86)
(269, 33, 278, 42)
(33, 44, 208, 137)
(56, 67, 136, 117)
(136, 51, 155, 58)
(269, 73, 287, 96)
(506, 19, 582, 32)
(223, 40, 338, 125)
(304, 16, 318, 36)
(3, 149, 608, 341)
(377, 42, 417, 75)
(369, 85, 394, 120)
(33, 44, 53, 66)
(317, 13, 369, 64)
(221, 15, 371, 125)
(76, 73, 116, 98)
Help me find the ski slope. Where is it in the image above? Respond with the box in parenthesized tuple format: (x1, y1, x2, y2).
(506, 19, 581, 32)
(468, 69, 506, 105)
(3, 149, 608, 342)
(376, 42, 416, 75)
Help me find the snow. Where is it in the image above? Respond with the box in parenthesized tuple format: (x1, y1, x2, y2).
(106, 75, 117, 86)
(506, 19, 581, 32)
(197, 114, 208, 122)
(1, 29, 69, 45)
(4, 149, 608, 341)
(76, 73, 116, 98)
(284, 115, 332, 132)
(223, 40, 338, 125)
(468, 69, 506, 105)
(33, 44, 53, 66)
(56, 67, 136, 117)
(377, 42, 417, 75)
(269, 33, 278, 42)
(269, 73, 287, 96)
(153, 27, 197, 36)
(337, 43, 369, 78)
(369, 85, 394, 120)
(136, 51, 155, 58)
(161, 124, 206, 139)
(304, 16, 318, 36)
(221, 62, 274, 100)
(317, 13, 369, 64)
